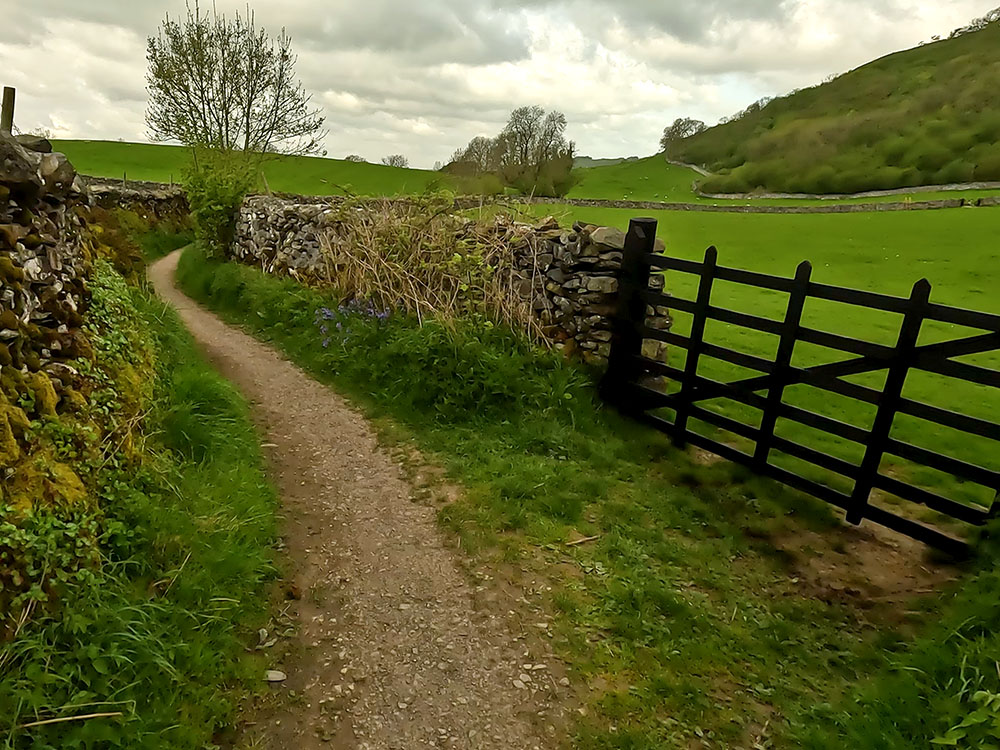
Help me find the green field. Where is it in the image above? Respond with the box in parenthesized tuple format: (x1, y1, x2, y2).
(53, 140, 448, 197)
(521, 203, 1000, 535)
(54, 140, 1000, 207)
(568, 155, 1000, 205)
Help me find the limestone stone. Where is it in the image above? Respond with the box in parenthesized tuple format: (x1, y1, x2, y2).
(590, 226, 626, 251)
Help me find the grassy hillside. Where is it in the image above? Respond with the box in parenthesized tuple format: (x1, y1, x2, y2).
(568, 156, 703, 201)
(573, 156, 639, 169)
(52, 140, 448, 197)
(567, 155, 1000, 204)
(670, 21, 1000, 194)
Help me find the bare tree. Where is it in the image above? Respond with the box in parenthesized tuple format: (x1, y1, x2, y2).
(445, 107, 574, 195)
(659, 118, 707, 151)
(381, 154, 409, 168)
(344, 154, 366, 163)
(146, 2, 326, 156)
(451, 136, 495, 173)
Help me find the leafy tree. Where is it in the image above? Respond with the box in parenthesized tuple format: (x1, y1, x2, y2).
(381, 154, 409, 168)
(344, 154, 366, 163)
(146, 2, 326, 156)
(659, 118, 708, 151)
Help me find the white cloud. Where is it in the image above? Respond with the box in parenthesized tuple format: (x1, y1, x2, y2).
(0, 0, 995, 167)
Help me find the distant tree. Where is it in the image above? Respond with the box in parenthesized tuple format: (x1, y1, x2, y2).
(382, 154, 409, 168)
(344, 154, 366, 163)
(659, 118, 707, 151)
(146, 2, 326, 156)
(433, 160, 443, 171)
(950, 6, 1000, 37)
(447, 107, 574, 195)
(450, 135, 496, 173)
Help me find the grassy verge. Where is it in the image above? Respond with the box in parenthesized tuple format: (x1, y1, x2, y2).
(0, 262, 277, 748)
(176, 245, 998, 749)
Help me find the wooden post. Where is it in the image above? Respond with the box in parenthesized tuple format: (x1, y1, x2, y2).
(847, 278, 931, 525)
(600, 217, 657, 412)
(1, 86, 14, 135)
(673, 246, 718, 446)
(754, 260, 812, 470)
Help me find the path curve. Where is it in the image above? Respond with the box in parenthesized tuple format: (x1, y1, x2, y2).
(150, 251, 557, 750)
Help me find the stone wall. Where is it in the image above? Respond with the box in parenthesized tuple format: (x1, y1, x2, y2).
(86, 177, 190, 223)
(231, 195, 671, 366)
(528, 196, 974, 214)
(1, 135, 92, 374)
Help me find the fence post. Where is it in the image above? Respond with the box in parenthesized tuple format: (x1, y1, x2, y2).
(847, 278, 931, 525)
(600, 217, 657, 413)
(754, 261, 812, 470)
(674, 246, 718, 446)
(1, 86, 14, 135)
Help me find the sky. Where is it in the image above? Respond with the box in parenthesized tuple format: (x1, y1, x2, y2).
(0, 1, 995, 168)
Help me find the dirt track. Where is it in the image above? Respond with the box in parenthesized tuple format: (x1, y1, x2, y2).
(150, 251, 561, 749)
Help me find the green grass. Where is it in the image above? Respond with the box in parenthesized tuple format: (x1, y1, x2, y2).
(175, 243, 999, 749)
(58, 140, 1000, 206)
(0, 263, 278, 748)
(568, 156, 1000, 205)
(53, 140, 449, 197)
(670, 22, 1000, 194)
(528, 204, 1000, 533)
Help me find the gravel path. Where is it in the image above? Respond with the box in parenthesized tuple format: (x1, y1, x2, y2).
(149, 252, 560, 749)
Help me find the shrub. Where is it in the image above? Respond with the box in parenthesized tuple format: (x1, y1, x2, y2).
(183, 150, 257, 258)
(973, 152, 1000, 181)
(934, 159, 976, 184)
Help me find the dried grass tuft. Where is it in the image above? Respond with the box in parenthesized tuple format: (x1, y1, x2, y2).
(317, 195, 549, 341)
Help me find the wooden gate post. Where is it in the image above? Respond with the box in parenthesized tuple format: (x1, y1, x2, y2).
(1, 87, 14, 135)
(600, 217, 658, 412)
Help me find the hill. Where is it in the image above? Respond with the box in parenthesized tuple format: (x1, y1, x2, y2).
(51, 140, 449, 197)
(669, 19, 1000, 194)
(573, 155, 640, 169)
(568, 156, 703, 201)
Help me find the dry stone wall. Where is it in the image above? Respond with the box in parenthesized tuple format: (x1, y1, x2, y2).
(86, 177, 190, 222)
(231, 195, 671, 366)
(1, 134, 92, 374)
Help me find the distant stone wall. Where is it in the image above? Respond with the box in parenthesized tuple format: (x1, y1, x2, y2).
(528, 196, 975, 214)
(231, 195, 670, 366)
(85, 177, 190, 223)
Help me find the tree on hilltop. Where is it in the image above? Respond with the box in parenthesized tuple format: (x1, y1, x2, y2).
(146, 2, 326, 156)
(659, 118, 707, 152)
(381, 154, 409, 168)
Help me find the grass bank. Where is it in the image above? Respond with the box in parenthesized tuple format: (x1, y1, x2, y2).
(1, 257, 277, 748)
(176, 245, 997, 748)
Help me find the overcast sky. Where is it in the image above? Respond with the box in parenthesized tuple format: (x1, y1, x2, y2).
(0, 1, 994, 168)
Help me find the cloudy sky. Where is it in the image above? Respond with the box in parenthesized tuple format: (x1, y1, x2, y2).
(0, 1, 994, 167)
